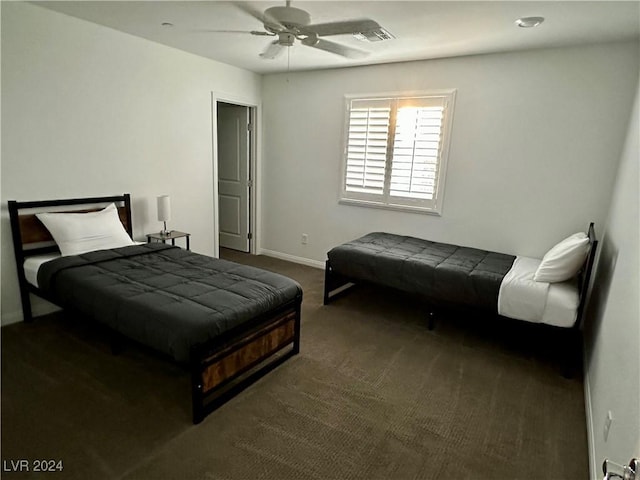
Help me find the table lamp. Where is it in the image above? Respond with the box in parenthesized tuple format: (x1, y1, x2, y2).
(157, 195, 171, 235)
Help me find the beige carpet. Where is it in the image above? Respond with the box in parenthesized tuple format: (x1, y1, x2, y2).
(1, 250, 588, 479)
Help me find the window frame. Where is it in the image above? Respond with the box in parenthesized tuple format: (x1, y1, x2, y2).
(339, 89, 456, 216)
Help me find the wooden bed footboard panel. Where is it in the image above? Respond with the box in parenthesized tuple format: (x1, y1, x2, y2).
(190, 297, 302, 424)
(201, 312, 297, 392)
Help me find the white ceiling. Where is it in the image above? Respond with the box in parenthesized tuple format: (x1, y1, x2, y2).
(34, 1, 640, 74)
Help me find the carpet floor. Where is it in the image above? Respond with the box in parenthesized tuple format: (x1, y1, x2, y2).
(1, 250, 588, 479)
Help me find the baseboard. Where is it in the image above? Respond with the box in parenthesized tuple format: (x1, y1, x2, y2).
(258, 249, 325, 270)
(1, 301, 61, 327)
(1, 311, 23, 327)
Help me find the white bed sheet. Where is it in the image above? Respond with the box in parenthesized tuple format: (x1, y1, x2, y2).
(498, 256, 579, 328)
(24, 253, 61, 288)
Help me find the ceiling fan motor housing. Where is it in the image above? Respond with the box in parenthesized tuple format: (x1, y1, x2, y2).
(265, 6, 311, 30)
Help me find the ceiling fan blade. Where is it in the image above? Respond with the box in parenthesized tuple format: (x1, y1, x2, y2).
(302, 19, 381, 37)
(233, 2, 283, 31)
(232, 2, 265, 22)
(260, 40, 286, 60)
(193, 29, 273, 36)
(304, 38, 368, 59)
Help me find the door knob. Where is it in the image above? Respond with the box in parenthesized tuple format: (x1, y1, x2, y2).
(602, 458, 638, 480)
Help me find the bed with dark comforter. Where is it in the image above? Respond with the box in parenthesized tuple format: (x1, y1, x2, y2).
(325, 232, 515, 312)
(38, 243, 302, 365)
(324, 228, 597, 340)
(9, 194, 302, 424)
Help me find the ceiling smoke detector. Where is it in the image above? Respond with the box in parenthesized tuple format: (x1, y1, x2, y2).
(515, 17, 545, 28)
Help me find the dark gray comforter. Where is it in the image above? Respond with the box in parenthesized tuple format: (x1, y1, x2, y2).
(327, 232, 515, 311)
(38, 243, 302, 363)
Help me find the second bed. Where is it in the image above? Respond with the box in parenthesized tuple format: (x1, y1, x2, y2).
(324, 227, 597, 332)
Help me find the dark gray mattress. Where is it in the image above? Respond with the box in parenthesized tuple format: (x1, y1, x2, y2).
(38, 243, 302, 363)
(327, 232, 515, 311)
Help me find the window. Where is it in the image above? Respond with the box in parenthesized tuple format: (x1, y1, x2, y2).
(340, 91, 456, 215)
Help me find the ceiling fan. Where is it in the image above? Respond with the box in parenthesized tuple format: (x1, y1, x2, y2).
(228, 1, 390, 60)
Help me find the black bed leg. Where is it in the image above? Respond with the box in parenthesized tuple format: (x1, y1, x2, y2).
(427, 311, 436, 330)
(192, 381, 204, 425)
(323, 261, 333, 305)
(324, 261, 356, 305)
(20, 292, 33, 323)
(190, 350, 205, 424)
(293, 297, 302, 355)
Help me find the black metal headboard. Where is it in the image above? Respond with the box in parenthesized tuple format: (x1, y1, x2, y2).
(574, 222, 598, 330)
(7, 193, 132, 322)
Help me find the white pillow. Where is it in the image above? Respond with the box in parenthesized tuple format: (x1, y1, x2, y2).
(37, 203, 134, 256)
(534, 232, 589, 283)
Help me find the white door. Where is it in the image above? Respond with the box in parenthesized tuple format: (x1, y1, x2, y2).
(217, 103, 250, 252)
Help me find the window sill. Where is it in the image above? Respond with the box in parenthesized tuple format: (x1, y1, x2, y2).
(338, 198, 442, 216)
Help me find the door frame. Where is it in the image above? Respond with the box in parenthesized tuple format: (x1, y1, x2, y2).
(211, 93, 260, 258)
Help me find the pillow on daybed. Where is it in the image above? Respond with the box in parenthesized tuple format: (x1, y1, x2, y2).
(37, 203, 134, 256)
(534, 232, 589, 283)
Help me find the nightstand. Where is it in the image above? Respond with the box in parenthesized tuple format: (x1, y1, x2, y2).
(146, 231, 190, 250)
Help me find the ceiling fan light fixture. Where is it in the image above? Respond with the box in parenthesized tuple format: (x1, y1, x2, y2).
(515, 16, 545, 28)
(279, 32, 296, 47)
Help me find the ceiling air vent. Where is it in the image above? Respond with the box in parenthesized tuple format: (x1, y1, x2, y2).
(353, 27, 395, 42)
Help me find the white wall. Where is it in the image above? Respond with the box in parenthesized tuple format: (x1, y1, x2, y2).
(260, 43, 639, 265)
(1, 2, 262, 324)
(584, 78, 639, 478)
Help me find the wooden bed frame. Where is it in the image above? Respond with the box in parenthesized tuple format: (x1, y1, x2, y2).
(323, 224, 598, 375)
(8, 194, 302, 424)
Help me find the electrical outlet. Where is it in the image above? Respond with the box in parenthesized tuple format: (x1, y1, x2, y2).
(301, 234, 308, 245)
(604, 410, 613, 441)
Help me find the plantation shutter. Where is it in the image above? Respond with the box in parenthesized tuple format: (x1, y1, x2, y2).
(344, 98, 391, 196)
(341, 91, 455, 214)
(390, 96, 448, 201)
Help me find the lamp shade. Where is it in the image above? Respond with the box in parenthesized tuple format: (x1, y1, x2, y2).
(157, 195, 171, 222)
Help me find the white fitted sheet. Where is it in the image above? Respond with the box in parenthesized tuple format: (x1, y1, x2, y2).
(498, 256, 579, 328)
(24, 253, 61, 287)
